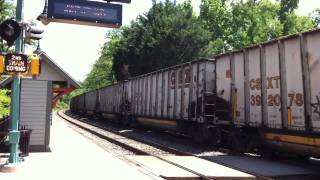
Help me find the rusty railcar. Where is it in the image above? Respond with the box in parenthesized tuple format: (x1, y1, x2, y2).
(70, 28, 320, 158)
(84, 90, 98, 115)
(75, 93, 86, 114)
(213, 28, 320, 157)
(127, 59, 216, 137)
(97, 83, 127, 121)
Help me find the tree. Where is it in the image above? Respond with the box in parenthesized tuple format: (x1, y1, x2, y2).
(200, 0, 231, 55)
(200, 0, 316, 56)
(0, 0, 15, 52)
(279, 0, 299, 23)
(200, 0, 284, 55)
(282, 13, 316, 35)
(229, 0, 283, 49)
(81, 31, 119, 91)
(111, 0, 210, 81)
(310, 8, 320, 26)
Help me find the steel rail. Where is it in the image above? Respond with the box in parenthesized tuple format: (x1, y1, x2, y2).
(62, 111, 273, 179)
(57, 110, 215, 180)
(64, 111, 189, 156)
(58, 112, 149, 155)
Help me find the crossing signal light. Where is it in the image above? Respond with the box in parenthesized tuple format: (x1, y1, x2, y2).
(30, 54, 40, 76)
(0, 55, 4, 74)
(0, 19, 21, 47)
(25, 26, 44, 44)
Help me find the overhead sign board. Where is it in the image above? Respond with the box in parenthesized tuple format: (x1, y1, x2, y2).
(5, 53, 28, 73)
(48, 0, 122, 28)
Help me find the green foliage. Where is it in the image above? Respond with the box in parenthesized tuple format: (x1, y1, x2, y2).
(0, 0, 14, 21)
(278, 0, 299, 34)
(310, 8, 320, 26)
(0, 89, 10, 118)
(55, 84, 86, 110)
(200, 0, 316, 56)
(0, 0, 15, 52)
(81, 31, 118, 91)
(54, 100, 69, 110)
(200, 0, 231, 54)
(279, 0, 299, 22)
(69, 88, 86, 97)
(283, 13, 316, 35)
(228, 0, 283, 49)
(83, 0, 210, 86)
(111, 0, 210, 81)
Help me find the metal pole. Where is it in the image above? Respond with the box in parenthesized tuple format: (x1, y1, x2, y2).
(9, 0, 23, 164)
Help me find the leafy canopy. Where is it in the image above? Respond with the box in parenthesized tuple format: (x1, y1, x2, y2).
(111, 0, 210, 81)
(200, 0, 316, 56)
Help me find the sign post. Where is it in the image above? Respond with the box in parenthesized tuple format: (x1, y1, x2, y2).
(8, 0, 24, 164)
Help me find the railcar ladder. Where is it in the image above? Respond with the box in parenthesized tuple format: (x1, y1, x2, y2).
(202, 62, 217, 122)
(203, 91, 216, 118)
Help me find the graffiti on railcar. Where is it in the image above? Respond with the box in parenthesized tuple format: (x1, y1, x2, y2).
(311, 96, 320, 117)
(170, 68, 191, 88)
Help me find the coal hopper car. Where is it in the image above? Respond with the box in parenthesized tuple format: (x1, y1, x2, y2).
(71, 28, 320, 158)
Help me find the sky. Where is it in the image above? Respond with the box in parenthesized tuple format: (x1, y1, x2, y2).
(18, 0, 320, 82)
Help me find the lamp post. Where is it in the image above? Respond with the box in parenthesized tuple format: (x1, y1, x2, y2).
(37, 0, 49, 25)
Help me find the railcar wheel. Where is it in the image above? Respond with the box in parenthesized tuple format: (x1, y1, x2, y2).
(259, 146, 281, 160)
(296, 155, 310, 161)
(211, 128, 222, 147)
(228, 132, 247, 154)
(121, 115, 129, 126)
(191, 124, 211, 144)
(95, 113, 103, 120)
(129, 116, 139, 128)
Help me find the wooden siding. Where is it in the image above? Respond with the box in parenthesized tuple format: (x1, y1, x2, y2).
(20, 80, 48, 146)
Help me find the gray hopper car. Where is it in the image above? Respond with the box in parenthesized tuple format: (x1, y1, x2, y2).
(71, 28, 320, 158)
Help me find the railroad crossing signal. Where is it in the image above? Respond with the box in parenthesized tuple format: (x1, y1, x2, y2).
(30, 54, 40, 76)
(24, 26, 44, 44)
(0, 19, 22, 47)
(0, 55, 4, 74)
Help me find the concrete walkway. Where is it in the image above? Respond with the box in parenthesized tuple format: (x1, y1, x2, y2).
(0, 112, 155, 180)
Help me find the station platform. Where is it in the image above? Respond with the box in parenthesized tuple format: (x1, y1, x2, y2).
(2, 111, 319, 180)
(0, 112, 156, 180)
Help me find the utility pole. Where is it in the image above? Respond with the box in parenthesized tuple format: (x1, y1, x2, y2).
(9, 0, 23, 164)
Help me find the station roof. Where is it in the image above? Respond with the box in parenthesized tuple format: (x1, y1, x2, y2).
(0, 50, 80, 88)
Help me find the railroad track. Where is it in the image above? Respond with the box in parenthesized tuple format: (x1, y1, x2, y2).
(59, 111, 187, 156)
(58, 111, 320, 180)
(57, 110, 221, 180)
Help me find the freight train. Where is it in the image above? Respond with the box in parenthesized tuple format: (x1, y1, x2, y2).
(70, 28, 320, 158)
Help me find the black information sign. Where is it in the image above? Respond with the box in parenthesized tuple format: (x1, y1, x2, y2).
(5, 53, 28, 73)
(48, 0, 122, 28)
